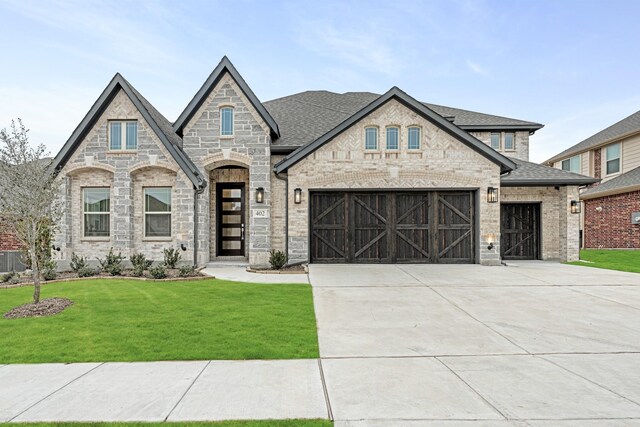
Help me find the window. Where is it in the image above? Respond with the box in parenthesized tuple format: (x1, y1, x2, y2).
(490, 133, 501, 150)
(144, 188, 171, 238)
(561, 155, 581, 173)
(605, 143, 621, 175)
(365, 127, 378, 150)
(109, 121, 137, 150)
(83, 188, 110, 237)
(386, 127, 399, 150)
(220, 107, 234, 136)
(408, 127, 421, 149)
(504, 133, 515, 151)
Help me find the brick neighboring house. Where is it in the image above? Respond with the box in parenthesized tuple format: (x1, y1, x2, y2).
(0, 214, 26, 272)
(49, 56, 597, 268)
(546, 110, 640, 249)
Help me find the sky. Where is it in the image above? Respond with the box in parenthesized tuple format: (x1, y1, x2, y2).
(1, 0, 639, 163)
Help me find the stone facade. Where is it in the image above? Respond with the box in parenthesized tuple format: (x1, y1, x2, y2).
(270, 155, 287, 253)
(584, 190, 640, 249)
(470, 131, 530, 161)
(285, 99, 503, 265)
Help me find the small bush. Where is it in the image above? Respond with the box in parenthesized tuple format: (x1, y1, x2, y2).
(97, 248, 125, 276)
(69, 252, 87, 272)
(42, 260, 57, 281)
(132, 265, 145, 277)
(178, 265, 197, 277)
(163, 248, 181, 269)
(7, 275, 20, 285)
(78, 266, 98, 278)
(1, 271, 16, 283)
(269, 250, 287, 270)
(149, 264, 167, 279)
(130, 252, 152, 271)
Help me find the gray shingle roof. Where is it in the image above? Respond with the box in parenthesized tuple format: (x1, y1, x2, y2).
(546, 109, 640, 164)
(265, 91, 543, 148)
(581, 166, 640, 198)
(501, 157, 599, 186)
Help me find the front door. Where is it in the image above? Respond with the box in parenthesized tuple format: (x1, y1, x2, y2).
(216, 183, 245, 257)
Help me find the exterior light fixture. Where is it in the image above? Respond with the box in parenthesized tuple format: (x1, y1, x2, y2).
(180, 243, 187, 251)
(256, 187, 264, 204)
(51, 244, 60, 252)
(488, 242, 494, 251)
(570, 200, 581, 214)
(487, 187, 499, 203)
(294, 188, 302, 204)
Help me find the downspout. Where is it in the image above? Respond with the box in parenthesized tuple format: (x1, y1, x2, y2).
(193, 183, 206, 267)
(274, 170, 289, 263)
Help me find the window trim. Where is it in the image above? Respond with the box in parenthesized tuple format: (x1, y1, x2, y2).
(108, 120, 138, 151)
(364, 126, 379, 151)
(605, 143, 621, 176)
(561, 155, 581, 174)
(143, 187, 172, 240)
(220, 106, 234, 137)
(385, 126, 400, 151)
(503, 132, 516, 151)
(490, 133, 501, 150)
(407, 126, 421, 150)
(82, 187, 111, 240)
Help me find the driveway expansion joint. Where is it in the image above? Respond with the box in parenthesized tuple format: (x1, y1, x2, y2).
(164, 360, 211, 421)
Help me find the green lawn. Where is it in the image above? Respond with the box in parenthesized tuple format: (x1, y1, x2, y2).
(0, 422, 331, 427)
(0, 278, 319, 364)
(568, 249, 640, 273)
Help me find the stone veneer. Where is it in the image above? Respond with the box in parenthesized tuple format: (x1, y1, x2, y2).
(285, 99, 503, 265)
(470, 131, 530, 161)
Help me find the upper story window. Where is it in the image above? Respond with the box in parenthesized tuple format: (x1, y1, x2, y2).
(386, 127, 399, 150)
(408, 127, 421, 150)
(365, 127, 378, 150)
(109, 121, 137, 150)
(561, 155, 581, 173)
(490, 133, 501, 150)
(83, 188, 110, 238)
(504, 133, 515, 151)
(220, 107, 234, 136)
(144, 187, 172, 238)
(605, 143, 621, 175)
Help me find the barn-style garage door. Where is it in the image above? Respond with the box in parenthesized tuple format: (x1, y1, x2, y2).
(310, 191, 475, 263)
(501, 203, 540, 260)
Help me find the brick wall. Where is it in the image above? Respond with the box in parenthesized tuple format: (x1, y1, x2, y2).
(0, 218, 21, 251)
(584, 190, 640, 248)
(470, 131, 530, 161)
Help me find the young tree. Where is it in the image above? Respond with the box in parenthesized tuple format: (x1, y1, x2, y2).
(0, 120, 62, 304)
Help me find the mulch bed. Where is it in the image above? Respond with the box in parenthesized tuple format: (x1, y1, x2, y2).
(4, 297, 74, 319)
(247, 264, 307, 274)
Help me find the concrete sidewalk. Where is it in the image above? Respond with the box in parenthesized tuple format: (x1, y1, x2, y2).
(0, 360, 328, 423)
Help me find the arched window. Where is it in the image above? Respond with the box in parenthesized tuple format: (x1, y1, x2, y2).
(220, 107, 234, 136)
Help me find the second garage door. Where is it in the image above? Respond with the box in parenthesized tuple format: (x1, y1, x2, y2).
(310, 190, 476, 263)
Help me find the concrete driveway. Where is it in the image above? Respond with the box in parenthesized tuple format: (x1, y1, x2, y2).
(310, 262, 640, 426)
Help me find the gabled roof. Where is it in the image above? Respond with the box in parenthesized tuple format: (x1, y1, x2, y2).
(173, 56, 279, 138)
(51, 74, 206, 189)
(581, 166, 640, 199)
(501, 157, 599, 187)
(264, 91, 543, 149)
(274, 87, 517, 174)
(545, 109, 640, 164)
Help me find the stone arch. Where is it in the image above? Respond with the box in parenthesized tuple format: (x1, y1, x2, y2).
(202, 150, 252, 171)
(64, 163, 116, 176)
(128, 161, 179, 176)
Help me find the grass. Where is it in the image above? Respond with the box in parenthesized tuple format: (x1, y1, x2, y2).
(0, 278, 319, 364)
(567, 249, 640, 273)
(0, 422, 332, 427)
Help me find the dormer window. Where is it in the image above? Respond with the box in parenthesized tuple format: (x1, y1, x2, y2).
(109, 121, 137, 150)
(220, 107, 234, 136)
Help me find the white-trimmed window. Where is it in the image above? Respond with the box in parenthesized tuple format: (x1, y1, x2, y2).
(83, 188, 110, 237)
(561, 155, 581, 173)
(408, 127, 421, 149)
(144, 188, 172, 238)
(504, 133, 515, 151)
(490, 133, 501, 150)
(386, 127, 399, 150)
(365, 127, 378, 150)
(109, 121, 137, 150)
(220, 107, 234, 136)
(605, 143, 621, 175)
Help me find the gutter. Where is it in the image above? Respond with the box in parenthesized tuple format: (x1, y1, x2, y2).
(274, 170, 289, 263)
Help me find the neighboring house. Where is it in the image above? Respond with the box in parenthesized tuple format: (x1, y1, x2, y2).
(546, 110, 640, 249)
(0, 218, 26, 272)
(50, 57, 596, 268)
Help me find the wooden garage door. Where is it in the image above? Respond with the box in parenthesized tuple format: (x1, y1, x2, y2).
(501, 203, 540, 260)
(310, 191, 475, 263)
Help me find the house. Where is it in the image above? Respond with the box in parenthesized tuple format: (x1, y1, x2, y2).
(545, 110, 640, 249)
(50, 56, 597, 268)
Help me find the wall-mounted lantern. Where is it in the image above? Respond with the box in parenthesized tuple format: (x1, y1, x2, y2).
(51, 244, 60, 252)
(180, 243, 187, 251)
(294, 188, 302, 204)
(256, 187, 264, 204)
(570, 200, 581, 214)
(487, 187, 499, 203)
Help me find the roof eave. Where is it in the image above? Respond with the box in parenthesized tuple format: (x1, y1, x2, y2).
(501, 178, 600, 187)
(581, 183, 640, 199)
(459, 124, 545, 132)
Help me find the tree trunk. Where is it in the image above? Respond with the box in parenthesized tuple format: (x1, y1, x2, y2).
(30, 242, 41, 304)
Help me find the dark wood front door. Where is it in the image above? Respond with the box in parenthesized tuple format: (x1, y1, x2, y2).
(310, 190, 475, 263)
(216, 183, 245, 257)
(501, 203, 540, 260)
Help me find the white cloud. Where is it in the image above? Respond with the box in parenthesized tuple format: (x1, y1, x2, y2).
(466, 59, 489, 76)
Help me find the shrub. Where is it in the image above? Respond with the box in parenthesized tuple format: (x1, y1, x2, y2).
(69, 252, 87, 272)
(130, 252, 152, 271)
(269, 250, 287, 270)
(149, 264, 167, 279)
(1, 271, 16, 283)
(78, 266, 98, 278)
(163, 248, 181, 269)
(132, 265, 145, 277)
(178, 265, 197, 277)
(97, 248, 125, 276)
(42, 260, 57, 281)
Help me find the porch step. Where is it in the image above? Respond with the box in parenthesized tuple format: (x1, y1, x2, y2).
(206, 257, 248, 268)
